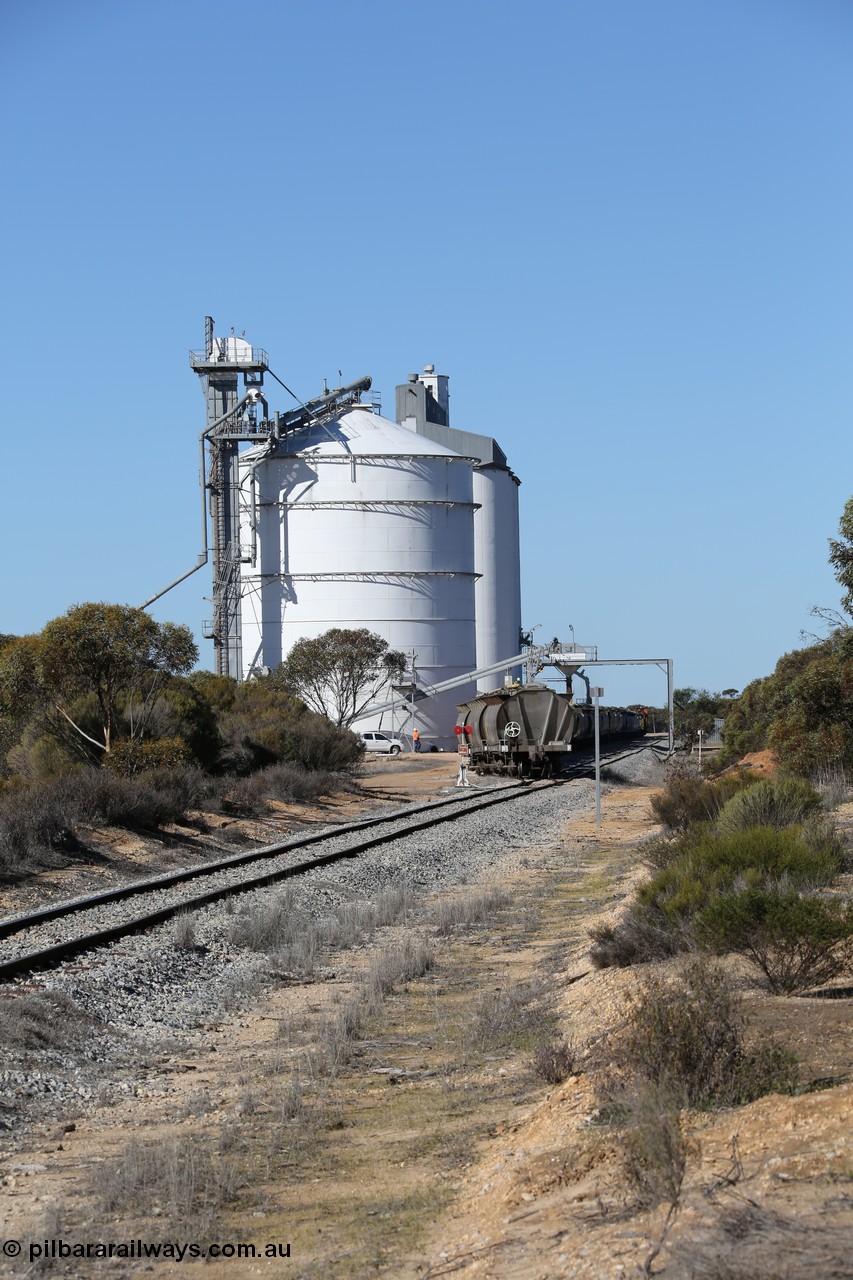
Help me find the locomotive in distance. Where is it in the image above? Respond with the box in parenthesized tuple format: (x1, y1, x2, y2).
(455, 682, 646, 779)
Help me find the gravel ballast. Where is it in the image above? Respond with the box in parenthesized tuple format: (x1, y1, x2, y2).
(0, 753, 665, 1138)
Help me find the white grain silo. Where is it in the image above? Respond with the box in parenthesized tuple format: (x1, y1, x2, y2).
(472, 463, 522, 689)
(238, 406, 478, 745)
(395, 369, 522, 692)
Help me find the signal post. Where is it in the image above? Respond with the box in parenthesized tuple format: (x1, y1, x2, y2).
(454, 724, 473, 786)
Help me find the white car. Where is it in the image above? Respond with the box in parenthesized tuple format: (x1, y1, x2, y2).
(360, 731, 404, 755)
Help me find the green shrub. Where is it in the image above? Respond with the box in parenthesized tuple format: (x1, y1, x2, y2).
(716, 631, 853, 776)
(156, 677, 223, 769)
(277, 716, 362, 773)
(140, 765, 210, 814)
(641, 835, 689, 872)
(5, 730, 88, 781)
(800, 813, 851, 871)
(594, 809, 850, 971)
(695, 888, 853, 993)
(106, 736, 194, 777)
(593, 815, 847, 969)
(61, 770, 194, 829)
(218, 680, 361, 775)
(715, 775, 823, 836)
(714, 678, 774, 767)
(218, 772, 272, 817)
(650, 768, 760, 833)
(639, 825, 844, 923)
(260, 762, 345, 802)
(607, 962, 798, 1107)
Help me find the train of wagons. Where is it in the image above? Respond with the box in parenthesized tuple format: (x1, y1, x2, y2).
(455, 683, 646, 778)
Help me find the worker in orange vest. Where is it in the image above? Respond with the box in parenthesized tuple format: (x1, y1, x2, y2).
(413, 728, 421, 753)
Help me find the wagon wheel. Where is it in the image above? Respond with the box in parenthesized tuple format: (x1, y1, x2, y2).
(503, 721, 521, 739)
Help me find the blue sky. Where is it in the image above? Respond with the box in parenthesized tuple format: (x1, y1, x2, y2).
(2, 0, 851, 707)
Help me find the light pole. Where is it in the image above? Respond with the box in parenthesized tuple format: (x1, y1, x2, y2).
(591, 685, 604, 827)
(568, 623, 575, 651)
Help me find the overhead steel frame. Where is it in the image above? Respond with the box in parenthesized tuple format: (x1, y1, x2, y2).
(359, 647, 675, 752)
(569, 658, 675, 753)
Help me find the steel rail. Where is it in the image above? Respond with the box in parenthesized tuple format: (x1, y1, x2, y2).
(0, 787, 529, 942)
(468, 738, 666, 784)
(559, 740, 671, 780)
(0, 781, 557, 983)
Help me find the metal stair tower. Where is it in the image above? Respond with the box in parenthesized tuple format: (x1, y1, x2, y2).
(190, 318, 269, 677)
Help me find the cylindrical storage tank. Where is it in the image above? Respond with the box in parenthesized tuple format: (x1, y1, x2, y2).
(473, 464, 522, 692)
(239, 408, 478, 747)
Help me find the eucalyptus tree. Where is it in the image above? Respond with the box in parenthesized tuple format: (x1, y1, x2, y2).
(276, 628, 406, 727)
(828, 496, 853, 620)
(0, 603, 197, 757)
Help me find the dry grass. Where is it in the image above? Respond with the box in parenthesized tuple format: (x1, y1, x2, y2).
(619, 1082, 689, 1210)
(229, 881, 417, 979)
(37, 790, 848, 1280)
(465, 978, 554, 1056)
(432, 885, 510, 934)
(0, 991, 89, 1050)
(91, 1132, 241, 1235)
(179, 1087, 215, 1119)
(172, 911, 196, 950)
(310, 935, 436, 1076)
(530, 1038, 577, 1084)
(275, 1073, 305, 1122)
(670, 1215, 853, 1280)
(362, 935, 436, 1009)
(603, 959, 799, 1108)
(813, 762, 851, 809)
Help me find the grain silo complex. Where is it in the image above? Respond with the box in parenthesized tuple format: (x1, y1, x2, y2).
(396, 367, 522, 694)
(239, 406, 479, 741)
(186, 321, 521, 746)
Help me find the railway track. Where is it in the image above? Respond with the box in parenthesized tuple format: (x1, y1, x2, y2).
(560, 739, 671, 780)
(0, 741, 663, 984)
(0, 779, 553, 982)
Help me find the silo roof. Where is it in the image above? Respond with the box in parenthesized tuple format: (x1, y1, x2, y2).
(280, 408, 476, 460)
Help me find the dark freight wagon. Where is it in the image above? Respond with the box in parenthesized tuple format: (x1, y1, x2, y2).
(455, 683, 645, 778)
